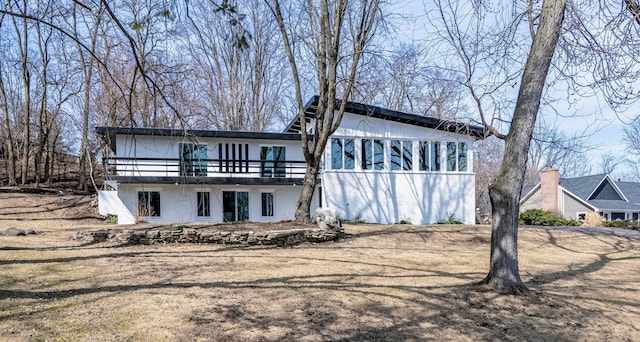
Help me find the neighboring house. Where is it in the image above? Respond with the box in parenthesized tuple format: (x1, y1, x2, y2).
(96, 96, 485, 225)
(520, 168, 640, 222)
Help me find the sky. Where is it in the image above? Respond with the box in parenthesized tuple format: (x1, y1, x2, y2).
(388, 0, 640, 180)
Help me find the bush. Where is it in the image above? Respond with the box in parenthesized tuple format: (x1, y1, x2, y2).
(437, 212, 463, 225)
(603, 220, 631, 228)
(104, 215, 117, 224)
(519, 209, 579, 226)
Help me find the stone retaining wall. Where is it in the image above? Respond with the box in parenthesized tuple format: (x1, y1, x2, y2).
(74, 227, 343, 246)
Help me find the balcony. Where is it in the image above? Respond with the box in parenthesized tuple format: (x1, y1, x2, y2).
(103, 157, 314, 185)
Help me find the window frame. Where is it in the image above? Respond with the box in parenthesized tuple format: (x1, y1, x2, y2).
(390, 139, 412, 171)
(137, 190, 161, 217)
(361, 139, 385, 171)
(196, 191, 211, 217)
(261, 192, 274, 217)
(446, 141, 469, 172)
(330, 138, 355, 170)
(260, 145, 286, 178)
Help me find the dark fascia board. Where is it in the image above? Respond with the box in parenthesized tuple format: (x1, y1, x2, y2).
(95, 126, 307, 153)
(283, 95, 487, 139)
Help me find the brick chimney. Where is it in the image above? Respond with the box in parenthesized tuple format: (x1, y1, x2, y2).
(540, 168, 559, 213)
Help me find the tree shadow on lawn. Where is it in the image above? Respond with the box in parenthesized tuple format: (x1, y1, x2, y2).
(0, 254, 626, 341)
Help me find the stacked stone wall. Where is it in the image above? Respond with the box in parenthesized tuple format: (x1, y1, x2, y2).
(74, 227, 343, 246)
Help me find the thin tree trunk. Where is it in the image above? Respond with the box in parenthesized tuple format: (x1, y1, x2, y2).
(0, 64, 16, 186)
(478, 0, 566, 294)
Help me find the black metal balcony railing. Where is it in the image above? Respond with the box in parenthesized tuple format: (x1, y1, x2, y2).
(102, 157, 309, 179)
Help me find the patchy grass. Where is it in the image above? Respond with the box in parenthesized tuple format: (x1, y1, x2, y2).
(0, 193, 639, 341)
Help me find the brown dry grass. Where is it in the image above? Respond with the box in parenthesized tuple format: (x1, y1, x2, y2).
(1, 193, 639, 341)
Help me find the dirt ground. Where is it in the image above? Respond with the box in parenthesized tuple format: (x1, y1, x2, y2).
(1, 193, 639, 341)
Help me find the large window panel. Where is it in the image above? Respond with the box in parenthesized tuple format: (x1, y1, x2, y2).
(138, 191, 160, 217)
(197, 191, 210, 217)
(419, 141, 428, 171)
(446, 142, 468, 172)
(344, 138, 355, 169)
(261, 192, 274, 217)
(331, 138, 354, 170)
(391, 140, 402, 170)
(362, 139, 373, 170)
(447, 142, 457, 171)
(180, 143, 207, 176)
(402, 140, 412, 170)
(223, 191, 249, 222)
(261, 146, 286, 177)
(431, 142, 441, 171)
(374, 140, 385, 170)
(331, 138, 343, 169)
(458, 142, 468, 172)
(362, 139, 385, 170)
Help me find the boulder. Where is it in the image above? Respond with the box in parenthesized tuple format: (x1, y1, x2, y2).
(3, 227, 26, 236)
(312, 208, 342, 230)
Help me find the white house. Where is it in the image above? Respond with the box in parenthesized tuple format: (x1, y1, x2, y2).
(96, 96, 485, 225)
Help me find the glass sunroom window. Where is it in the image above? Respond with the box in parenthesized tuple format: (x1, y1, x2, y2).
(419, 141, 441, 171)
(331, 138, 355, 170)
(391, 140, 412, 171)
(447, 142, 468, 172)
(362, 139, 384, 170)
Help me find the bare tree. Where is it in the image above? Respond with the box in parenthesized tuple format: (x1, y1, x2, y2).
(0, 12, 17, 186)
(526, 120, 592, 183)
(7, 0, 32, 185)
(267, 0, 382, 222)
(623, 119, 640, 180)
(183, 0, 287, 131)
(429, 0, 640, 293)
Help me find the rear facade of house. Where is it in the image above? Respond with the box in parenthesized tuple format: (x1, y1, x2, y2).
(97, 97, 485, 225)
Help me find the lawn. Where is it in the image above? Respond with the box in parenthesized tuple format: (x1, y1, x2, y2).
(1, 193, 639, 341)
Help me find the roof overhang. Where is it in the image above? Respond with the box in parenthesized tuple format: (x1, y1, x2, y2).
(96, 126, 308, 153)
(284, 96, 487, 139)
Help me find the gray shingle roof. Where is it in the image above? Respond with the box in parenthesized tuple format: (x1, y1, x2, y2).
(616, 181, 640, 204)
(559, 173, 607, 200)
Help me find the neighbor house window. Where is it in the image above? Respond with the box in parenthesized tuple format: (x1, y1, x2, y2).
(260, 146, 286, 177)
(391, 140, 412, 171)
(138, 191, 160, 217)
(331, 138, 355, 170)
(446, 142, 468, 172)
(261, 192, 274, 217)
(362, 139, 384, 170)
(419, 141, 441, 171)
(180, 143, 207, 176)
(197, 191, 210, 217)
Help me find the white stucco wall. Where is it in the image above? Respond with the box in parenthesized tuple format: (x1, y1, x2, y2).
(321, 171, 475, 224)
(114, 183, 318, 224)
(320, 112, 478, 224)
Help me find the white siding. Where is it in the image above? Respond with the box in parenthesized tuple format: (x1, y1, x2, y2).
(115, 183, 318, 224)
(320, 112, 477, 225)
(322, 171, 475, 224)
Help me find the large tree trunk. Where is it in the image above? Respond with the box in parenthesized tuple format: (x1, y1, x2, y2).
(294, 160, 320, 223)
(478, 0, 566, 294)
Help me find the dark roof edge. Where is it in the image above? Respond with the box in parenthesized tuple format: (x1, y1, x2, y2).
(284, 95, 487, 139)
(95, 126, 307, 153)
